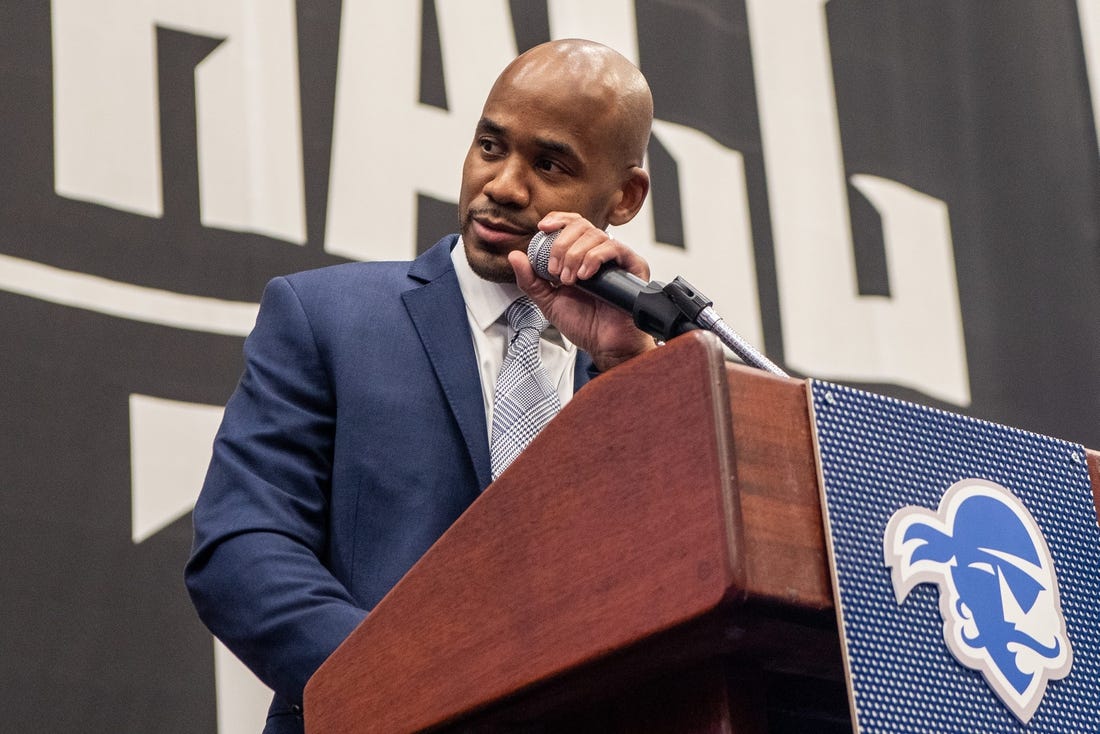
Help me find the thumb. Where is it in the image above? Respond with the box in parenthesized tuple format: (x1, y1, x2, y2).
(508, 250, 556, 306)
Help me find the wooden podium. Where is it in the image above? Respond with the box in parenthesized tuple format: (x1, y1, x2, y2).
(303, 332, 1100, 733)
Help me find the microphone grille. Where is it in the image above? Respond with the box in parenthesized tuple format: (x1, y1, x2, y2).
(527, 230, 560, 280)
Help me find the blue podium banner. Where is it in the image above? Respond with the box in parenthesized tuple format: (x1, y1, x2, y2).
(809, 380, 1100, 733)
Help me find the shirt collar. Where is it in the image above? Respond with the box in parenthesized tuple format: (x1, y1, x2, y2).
(452, 238, 571, 348)
(452, 237, 522, 330)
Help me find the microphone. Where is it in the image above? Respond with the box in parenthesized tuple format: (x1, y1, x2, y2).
(527, 230, 651, 313)
(527, 230, 789, 377)
(528, 229, 697, 341)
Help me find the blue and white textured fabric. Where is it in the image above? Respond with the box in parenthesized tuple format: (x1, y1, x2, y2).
(489, 297, 561, 479)
(809, 380, 1100, 733)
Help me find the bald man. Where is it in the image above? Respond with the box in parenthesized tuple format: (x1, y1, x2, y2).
(186, 40, 656, 734)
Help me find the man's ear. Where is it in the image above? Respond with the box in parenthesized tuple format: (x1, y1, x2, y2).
(606, 167, 650, 226)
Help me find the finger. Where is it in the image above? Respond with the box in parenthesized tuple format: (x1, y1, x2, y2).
(554, 226, 612, 285)
(509, 249, 553, 301)
(564, 234, 650, 283)
(538, 213, 597, 279)
(598, 240, 651, 281)
(537, 211, 582, 234)
(537, 214, 650, 282)
(539, 219, 588, 280)
(574, 239, 625, 280)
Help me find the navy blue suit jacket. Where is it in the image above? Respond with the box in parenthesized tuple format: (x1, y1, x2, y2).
(185, 236, 595, 732)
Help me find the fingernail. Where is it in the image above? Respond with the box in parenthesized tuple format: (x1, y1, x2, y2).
(561, 266, 572, 283)
(548, 255, 559, 274)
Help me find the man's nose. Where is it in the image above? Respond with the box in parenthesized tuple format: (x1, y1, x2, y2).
(483, 156, 530, 209)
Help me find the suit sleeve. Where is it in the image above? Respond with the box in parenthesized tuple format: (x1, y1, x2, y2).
(185, 276, 367, 704)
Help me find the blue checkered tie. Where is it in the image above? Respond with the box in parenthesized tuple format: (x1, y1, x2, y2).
(490, 297, 562, 479)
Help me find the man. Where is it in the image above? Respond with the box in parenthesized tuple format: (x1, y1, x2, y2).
(185, 39, 657, 733)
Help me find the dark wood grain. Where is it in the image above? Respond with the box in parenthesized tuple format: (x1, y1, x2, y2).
(305, 331, 745, 733)
(724, 366, 832, 611)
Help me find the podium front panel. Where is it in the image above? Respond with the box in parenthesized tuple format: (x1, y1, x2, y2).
(810, 380, 1100, 732)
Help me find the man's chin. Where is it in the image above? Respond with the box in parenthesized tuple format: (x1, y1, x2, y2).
(465, 247, 517, 284)
(466, 257, 512, 283)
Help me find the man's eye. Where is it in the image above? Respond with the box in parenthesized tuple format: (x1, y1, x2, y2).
(535, 158, 562, 173)
(479, 139, 502, 155)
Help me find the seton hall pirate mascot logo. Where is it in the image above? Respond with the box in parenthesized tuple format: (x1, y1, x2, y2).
(884, 478, 1074, 723)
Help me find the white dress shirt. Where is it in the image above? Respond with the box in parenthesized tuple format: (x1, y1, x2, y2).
(451, 239, 577, 438)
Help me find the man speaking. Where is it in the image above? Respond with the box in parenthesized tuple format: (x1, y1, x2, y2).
(185, 38, 657, 734)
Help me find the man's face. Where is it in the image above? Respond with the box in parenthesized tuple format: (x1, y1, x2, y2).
(458, 70, 628, 282)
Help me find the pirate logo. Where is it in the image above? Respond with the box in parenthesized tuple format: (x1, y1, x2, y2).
(884, 478, 1073, 723)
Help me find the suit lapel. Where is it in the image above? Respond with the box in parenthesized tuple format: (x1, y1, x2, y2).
(574, 351, 596, 392)
(403, 237, 493, 490)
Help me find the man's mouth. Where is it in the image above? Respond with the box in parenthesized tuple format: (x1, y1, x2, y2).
(469, 215, 534, 248)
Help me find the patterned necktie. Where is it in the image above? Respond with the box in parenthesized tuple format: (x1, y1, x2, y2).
(490, 297, 562, 479)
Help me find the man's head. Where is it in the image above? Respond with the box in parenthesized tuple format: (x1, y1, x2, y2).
(459, 39, 653, 282)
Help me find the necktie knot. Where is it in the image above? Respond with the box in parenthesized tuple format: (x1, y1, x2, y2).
(505, 296, 549, 338)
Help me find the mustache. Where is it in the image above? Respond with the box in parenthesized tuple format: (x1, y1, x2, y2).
(464, 207, 534, 233)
